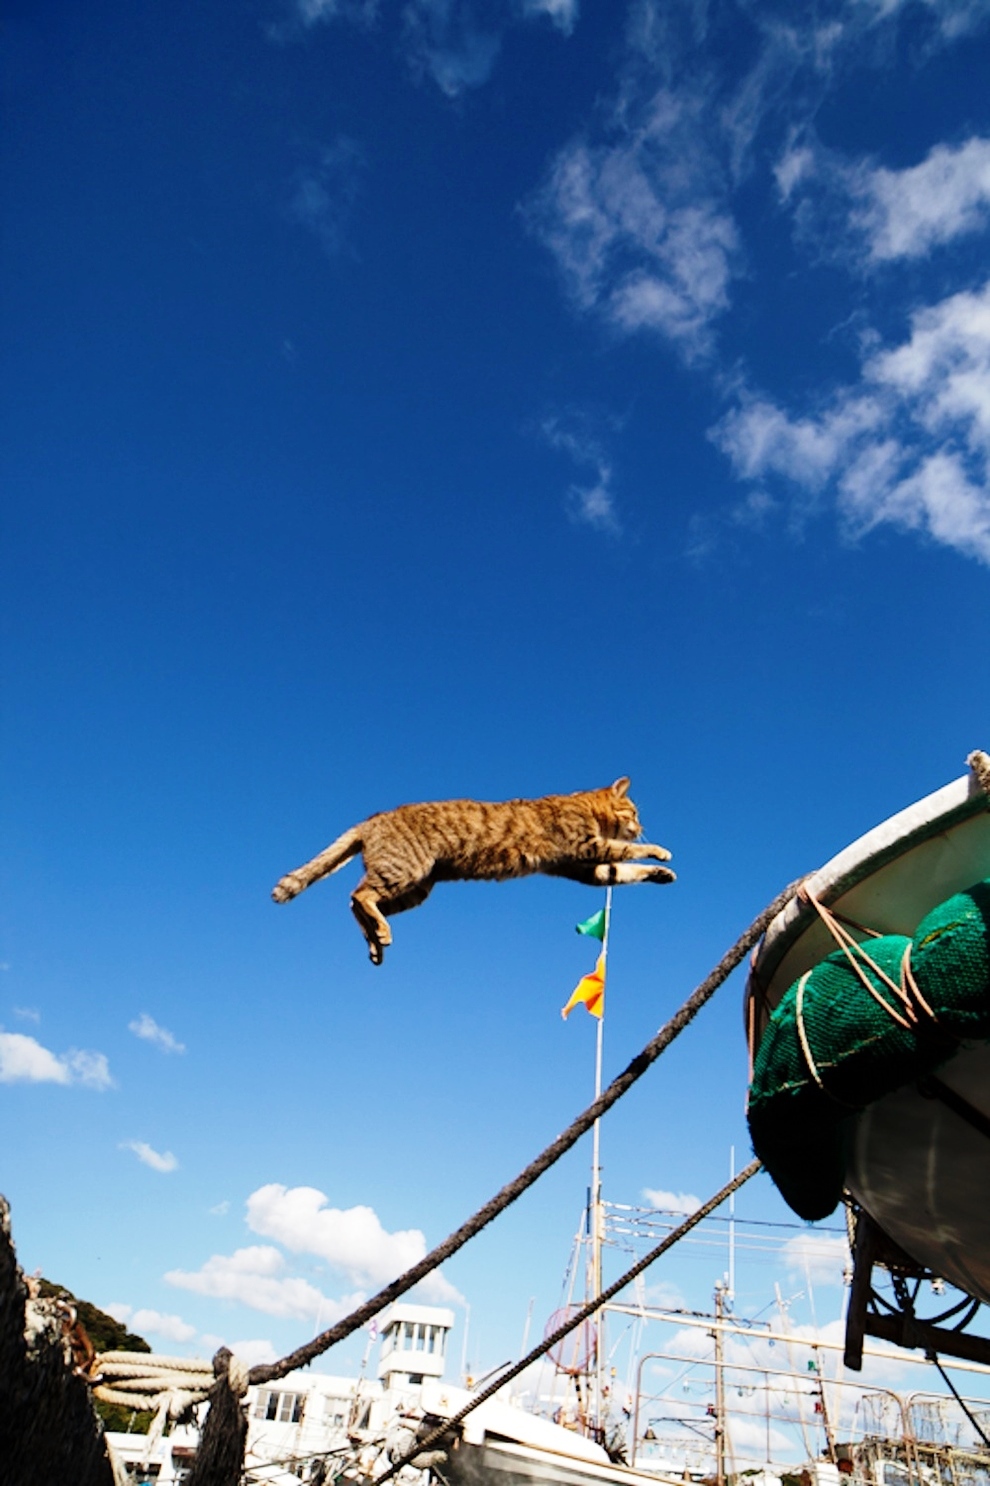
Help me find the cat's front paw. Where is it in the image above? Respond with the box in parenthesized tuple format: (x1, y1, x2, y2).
(643, 843, 673, 861)
(647, 866, 676, 884)
(369, 941, 385, 966)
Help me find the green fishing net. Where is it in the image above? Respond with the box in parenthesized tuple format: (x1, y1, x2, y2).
(747, 879, 990, 1221)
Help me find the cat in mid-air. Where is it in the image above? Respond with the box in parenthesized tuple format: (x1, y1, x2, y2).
(272, 777, 674, 964)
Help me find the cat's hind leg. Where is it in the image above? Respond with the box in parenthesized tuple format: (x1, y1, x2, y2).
(351, 880, 393, 965)
(380, 881, 434, 918)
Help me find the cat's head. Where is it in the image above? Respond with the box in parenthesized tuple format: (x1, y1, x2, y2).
(601, 776, 641, 839)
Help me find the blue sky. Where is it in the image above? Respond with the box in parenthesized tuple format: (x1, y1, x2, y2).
(3, 0, 990, 1381)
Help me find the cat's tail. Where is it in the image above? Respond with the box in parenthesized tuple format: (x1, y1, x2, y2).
(271, 827, 363, 903)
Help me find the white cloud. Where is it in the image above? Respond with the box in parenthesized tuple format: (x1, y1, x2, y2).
(780, 134, 990, 264)
(540, 416, 620, 532)
(12, 1006, 39, 1023)
(0, 1030, 112, 1089)
(131, 1309, 198, 1343)
(104, 1302, 133, 1324)
(246, 1184, 464, 1303)
(289, 137, 365, 258)
(402, 1, 501, 96)
(715, 278, 990, 564)
(165, 1244, 361, 1322)
(642, 1186, 702, 1215)
(205, 1336, 277, 1367)
(529, 108, 740, 358)
(68, 1050, 114, 1089)
(247, 1184, 423, 1287)
(293, 0, 378, 26)
(128, 1013, 186, 1055)
(121, 1140, 179, 1173)
(853, 0, 990, 39)
(851, 136, 990, 261)
(210, 1200, 231, 1217)
(781, 1232, 850, 1287)
(521, 0, 578, 34)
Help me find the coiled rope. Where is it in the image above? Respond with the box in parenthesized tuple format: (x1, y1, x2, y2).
(92, 1352, 241, 1471)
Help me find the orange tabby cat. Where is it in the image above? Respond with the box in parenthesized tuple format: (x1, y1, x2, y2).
(272, 778, 674, 964)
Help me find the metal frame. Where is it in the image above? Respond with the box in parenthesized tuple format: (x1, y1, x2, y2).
(844, 1208, 990, 1370)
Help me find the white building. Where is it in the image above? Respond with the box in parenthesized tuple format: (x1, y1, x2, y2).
(377, 1302, 455, 1390)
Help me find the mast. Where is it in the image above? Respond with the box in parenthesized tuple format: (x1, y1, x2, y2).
(590, 887, 611, 1439)
(714, 1281, 728, 1486)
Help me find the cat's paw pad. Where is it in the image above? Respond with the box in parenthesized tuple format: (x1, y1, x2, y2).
(272, 874, 303, 903)
(369, 942, 384, 966)
(648, 866, 676, 884)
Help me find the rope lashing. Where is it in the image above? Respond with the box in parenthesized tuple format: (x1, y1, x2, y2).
(799, 886, 918, 1029)
(792, 885, 947, 1098)
(247, 877, 804, 1388)
(378, 1158, 763, 1485)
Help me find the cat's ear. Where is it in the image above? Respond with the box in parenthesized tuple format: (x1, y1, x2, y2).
(611, 777, 631, 797)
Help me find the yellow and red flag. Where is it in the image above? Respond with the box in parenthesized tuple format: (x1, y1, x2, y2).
(561, 952, 606, 1020)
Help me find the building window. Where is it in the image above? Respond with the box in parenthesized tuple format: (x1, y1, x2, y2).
(324, 1397, 349, 1428)
(254, 1389, 304, 1423)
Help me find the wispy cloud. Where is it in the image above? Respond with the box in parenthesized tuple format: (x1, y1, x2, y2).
(521, 0, 578, 34)
(714, 277, 990, 564)
(121, 1140, 179, 1173)
(642, 1185, 701, 1215)
(402, 1, 502, 96)
(288, 137, 366, 258)
(200, 1335, 278, 1367)
(778, 133, 990, 264)
(12, 1007, 40, 1024)
(107, 1303, 197, 1343)
(297, 0, 379, 23)
(528, 95, 740, 359)
(853, 136, 990, 259)
(268, 0, 378, 41)
(166, 1243, 357, 1321)
(540, 415, 621, 532)
(129, 1013, 186, 1055)
(0, 1030, 112, 1089)
(855, 0, 990, 40)
(782, 1232, 850, 1287)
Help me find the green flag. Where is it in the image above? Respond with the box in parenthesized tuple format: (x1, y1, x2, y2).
(575, 908, 607, 941)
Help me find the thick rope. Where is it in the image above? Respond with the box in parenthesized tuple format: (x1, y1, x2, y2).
(378, 1159, 763, 1484)
(92, 1353, 218, 1472)
(249, 878, 802, 1387)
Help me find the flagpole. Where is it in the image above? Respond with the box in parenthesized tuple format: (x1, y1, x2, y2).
(591, 886, 610, 1438)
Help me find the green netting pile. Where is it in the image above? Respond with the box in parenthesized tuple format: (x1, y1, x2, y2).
(747, 878, 990, 1221)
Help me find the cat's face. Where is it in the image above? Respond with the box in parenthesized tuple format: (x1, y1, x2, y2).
(606, 777, 642, 840)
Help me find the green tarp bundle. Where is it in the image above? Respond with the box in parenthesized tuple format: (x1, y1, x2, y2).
(747, 879, 990, 1221)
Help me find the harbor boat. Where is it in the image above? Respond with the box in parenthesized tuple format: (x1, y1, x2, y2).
(745, 758, 990, 1367)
